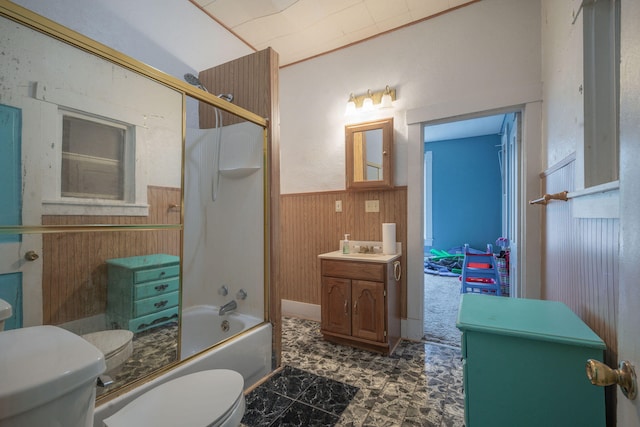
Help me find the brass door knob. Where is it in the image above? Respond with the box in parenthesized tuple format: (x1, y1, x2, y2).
(586, 359, 637, 400)
(24, 251, 39, 261)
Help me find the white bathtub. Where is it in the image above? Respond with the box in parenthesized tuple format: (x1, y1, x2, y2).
(180, 304, 263, 359)
(93, 319, 271, 426)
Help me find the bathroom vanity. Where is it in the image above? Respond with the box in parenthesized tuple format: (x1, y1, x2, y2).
(456, 294, 606, 427)
(318, 250, 401, 355)
(106, 254, 180, 333)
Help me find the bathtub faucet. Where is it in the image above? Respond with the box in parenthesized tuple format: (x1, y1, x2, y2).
(219, 300, 237, 316)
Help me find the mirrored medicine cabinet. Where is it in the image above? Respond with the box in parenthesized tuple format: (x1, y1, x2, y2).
(345, 118, 394, 190)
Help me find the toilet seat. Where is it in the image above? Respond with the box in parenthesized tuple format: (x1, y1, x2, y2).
(82, 330, 133, 359)
(103, 369, 245, 427)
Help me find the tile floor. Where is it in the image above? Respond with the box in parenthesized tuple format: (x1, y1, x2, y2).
(96, 322, 178, 398)
(243, 317, 465, 427)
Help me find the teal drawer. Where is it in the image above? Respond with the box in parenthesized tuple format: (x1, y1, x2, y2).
(134, 264, 180, 284)
(134, 291, 179, 317)
(129, 306, 178, 333)
(134, 277, 180, 300)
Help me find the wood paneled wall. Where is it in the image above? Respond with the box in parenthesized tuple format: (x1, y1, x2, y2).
(199, 48, 282, 366)
(42, 186, 181, 325)
(198, 48, 277, 129)
(280, 187, 407, 316)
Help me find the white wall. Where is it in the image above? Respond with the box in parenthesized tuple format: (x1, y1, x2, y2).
(12, 0, 253, 79)
(280, 0, 543, 339)
(540, 0, 583, 170)
(280, 0, 542, 195)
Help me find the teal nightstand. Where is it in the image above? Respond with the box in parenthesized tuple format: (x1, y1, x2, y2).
(106, 254, 180, 333)
(456, 294, 606, 427)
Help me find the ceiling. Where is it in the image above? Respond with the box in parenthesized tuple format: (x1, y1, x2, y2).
(190, 0, 478, 66)
(424, 114, 505, 143)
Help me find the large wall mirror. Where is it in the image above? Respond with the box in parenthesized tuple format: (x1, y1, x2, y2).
(0, 2, 268, 402)
(345, 118, 394, 190)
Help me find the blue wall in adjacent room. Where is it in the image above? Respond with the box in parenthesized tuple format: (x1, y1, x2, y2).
(426, 134, 502, 253)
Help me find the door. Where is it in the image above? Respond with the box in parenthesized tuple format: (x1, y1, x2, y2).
(617, 0, 640, 421)
(351, 280, 385, 342)
(321, 277, 351, 336)
(0, 104, 42, 328)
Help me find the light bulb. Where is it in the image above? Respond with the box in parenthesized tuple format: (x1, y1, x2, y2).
(381, 86, 393, 108)
(362, 90, 374, 111)
(345, 93, 357, 115)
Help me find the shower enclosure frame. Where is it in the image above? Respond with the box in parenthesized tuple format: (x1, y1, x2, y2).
(0, 0, 275, 406)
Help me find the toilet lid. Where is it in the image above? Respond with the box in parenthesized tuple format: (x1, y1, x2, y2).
(82, 330, 133, 358)
(103, 369, 244, 427)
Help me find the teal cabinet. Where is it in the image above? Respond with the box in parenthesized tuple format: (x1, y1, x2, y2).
(106, 254, 180, 333)
(456, 294, 606, 427)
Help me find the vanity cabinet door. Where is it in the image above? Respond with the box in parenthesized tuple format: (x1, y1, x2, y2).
(321, 277, 351, 336)
(351, 280, 385, 342)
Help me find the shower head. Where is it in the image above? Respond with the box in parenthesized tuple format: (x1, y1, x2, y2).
(183, 73, 208, 92)
(184, 73, 233, 102)
(217, 93, 234, 103)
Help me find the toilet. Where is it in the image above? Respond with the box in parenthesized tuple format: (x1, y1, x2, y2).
(103, 369, 246, 427)
(0, 325, 106, 427)
(82, 329, 134, 377)
(0, 298, 12, 331)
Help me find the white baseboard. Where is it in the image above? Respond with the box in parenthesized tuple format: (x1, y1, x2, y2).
(281, 299, 321, 322)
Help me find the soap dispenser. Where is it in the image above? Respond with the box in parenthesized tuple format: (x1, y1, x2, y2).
(343, 234, 350, 254)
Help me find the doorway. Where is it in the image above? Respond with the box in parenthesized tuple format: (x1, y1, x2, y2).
(422, 111, 520, 345)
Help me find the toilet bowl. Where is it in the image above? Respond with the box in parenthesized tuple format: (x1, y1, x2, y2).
(0, 325, 106, 427)
(0, 298, 12, 331)
(103, 369, 245, 427)
(82, 330, 134, 377)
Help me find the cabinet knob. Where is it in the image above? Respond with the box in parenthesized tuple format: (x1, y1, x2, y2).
(24, 251, 39, 261)
(586, 359, 637, 400)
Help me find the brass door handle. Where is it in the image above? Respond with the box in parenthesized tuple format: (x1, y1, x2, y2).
(586, 359, 637, 400)
(24, 251, 39, 261)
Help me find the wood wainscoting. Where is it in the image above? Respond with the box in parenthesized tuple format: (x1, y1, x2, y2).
(280, 187, 407, 317)
(42, 186, 181, 325)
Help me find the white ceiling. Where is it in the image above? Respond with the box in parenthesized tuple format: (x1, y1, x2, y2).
(190, 0, 478, 66)
(424, 114, 505, 143)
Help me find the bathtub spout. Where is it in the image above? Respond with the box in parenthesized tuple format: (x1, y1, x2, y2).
(219, 300, 237, 316)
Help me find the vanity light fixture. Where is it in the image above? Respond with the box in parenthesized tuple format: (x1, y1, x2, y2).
(345, 93, 357, 115)
(344, 86, 396, 115)
(380, 85, 393, 109)
(362, 90, 374, 111)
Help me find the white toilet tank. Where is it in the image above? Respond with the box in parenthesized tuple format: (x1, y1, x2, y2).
(0, 325, 106, 427)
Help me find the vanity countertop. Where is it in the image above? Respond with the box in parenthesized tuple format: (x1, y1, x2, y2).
(318, 250, 401, 263)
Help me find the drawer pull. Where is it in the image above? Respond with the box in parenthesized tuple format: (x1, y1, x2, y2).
(155, 284, 169, 291)
(154, 300, 169, 309)
(137, 313, 178, 330)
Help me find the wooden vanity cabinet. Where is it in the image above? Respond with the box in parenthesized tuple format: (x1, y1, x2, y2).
(320, 258, 400, 355)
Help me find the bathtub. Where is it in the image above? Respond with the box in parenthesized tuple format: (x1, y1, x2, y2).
(93, 317, 271, 426)
(180, 304, 264, 359)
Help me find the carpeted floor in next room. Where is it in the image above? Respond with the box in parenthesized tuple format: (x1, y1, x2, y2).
(423, 274, 462, 348)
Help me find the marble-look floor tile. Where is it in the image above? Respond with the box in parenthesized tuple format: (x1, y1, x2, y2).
(280, 317, 465, 427)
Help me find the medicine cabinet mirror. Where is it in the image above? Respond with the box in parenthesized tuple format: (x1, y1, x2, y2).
(345, 118, 394, 190)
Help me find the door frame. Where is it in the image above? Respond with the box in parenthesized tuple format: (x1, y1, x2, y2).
(404, 97, 542, 341)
